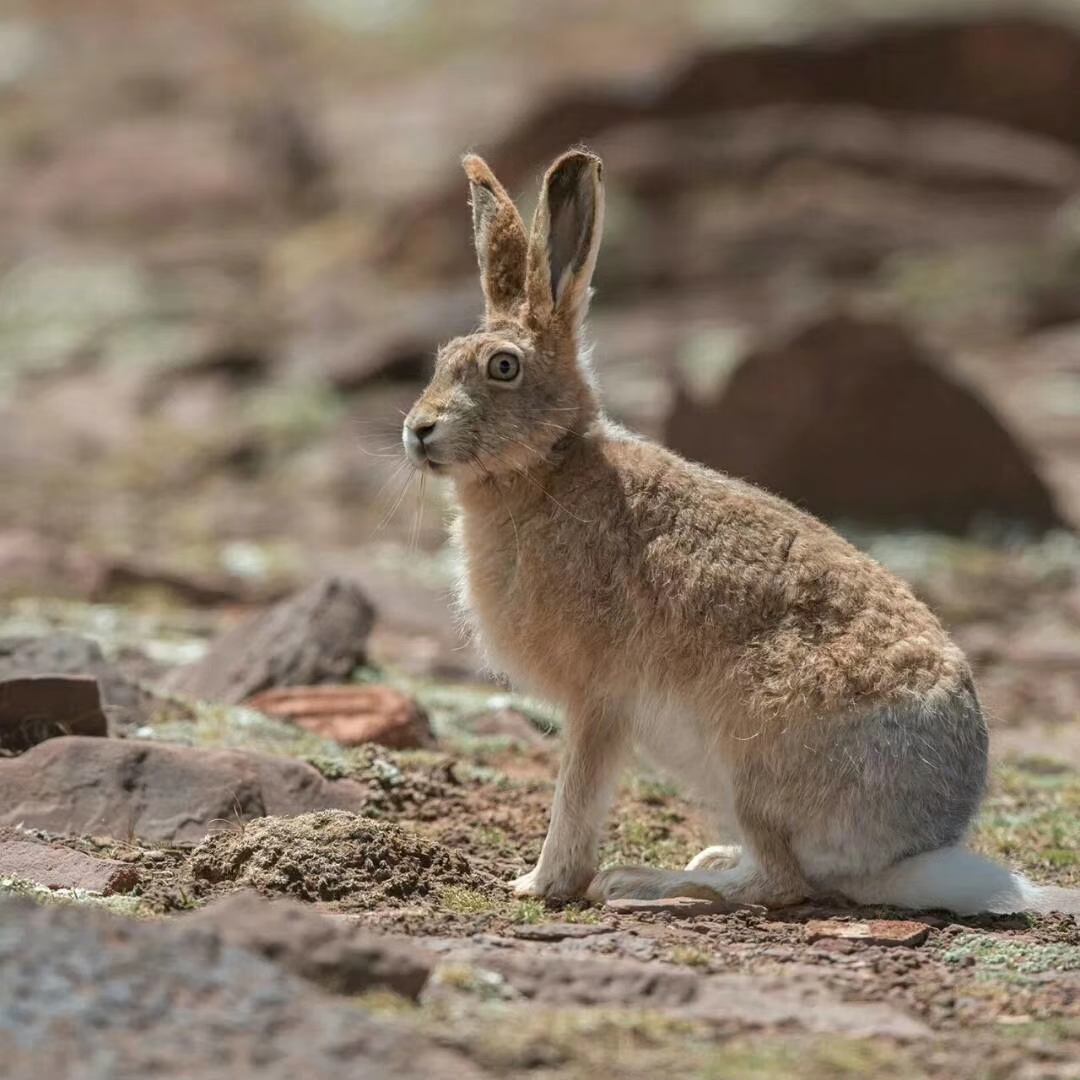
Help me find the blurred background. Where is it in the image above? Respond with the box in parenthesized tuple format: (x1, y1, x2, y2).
(5, 0, 1080, 750)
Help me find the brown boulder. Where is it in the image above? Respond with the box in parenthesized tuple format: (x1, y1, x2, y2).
(0, 635, 168, 733)
(664, 313, 1065, 534)
(0, 676, 107, 753)
(248, 684, 434, 749)
(163, 577, 376, 704)
(0, 737, 369, 843)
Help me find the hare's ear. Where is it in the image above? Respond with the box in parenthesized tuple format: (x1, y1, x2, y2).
(463, 155, 528, 319)
(526, 149, 604, 328)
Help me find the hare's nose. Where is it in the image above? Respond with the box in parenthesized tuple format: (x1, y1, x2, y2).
(404, 418, 438, 462)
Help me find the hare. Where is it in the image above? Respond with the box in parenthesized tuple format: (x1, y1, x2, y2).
(403, 147, 1079, 915)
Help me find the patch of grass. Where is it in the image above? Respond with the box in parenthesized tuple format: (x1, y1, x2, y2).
(438, 885, 499, 915)
(669, 944, 713, 969)
(942, 933, 1080, 983)
(972, 762, 1080, 888)
(512, 898, 546, 924)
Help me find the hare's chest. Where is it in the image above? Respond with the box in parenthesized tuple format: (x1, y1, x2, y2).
(452, 513, 598, 699)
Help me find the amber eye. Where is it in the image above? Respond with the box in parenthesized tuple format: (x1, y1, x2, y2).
(487, 351, 520, 382)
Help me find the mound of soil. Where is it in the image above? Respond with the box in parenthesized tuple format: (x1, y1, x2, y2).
(190, 810, 482, 909)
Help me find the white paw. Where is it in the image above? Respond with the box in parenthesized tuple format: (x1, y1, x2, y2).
(511, 867, 542, 897)
(685, 844, 742, 872)
(510, 864, 594, 899)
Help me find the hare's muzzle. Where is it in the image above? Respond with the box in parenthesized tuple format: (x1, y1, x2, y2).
(403, 417, 440, 468)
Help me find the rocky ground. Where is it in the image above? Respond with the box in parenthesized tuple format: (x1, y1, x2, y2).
(5, 1, 1080, 1077)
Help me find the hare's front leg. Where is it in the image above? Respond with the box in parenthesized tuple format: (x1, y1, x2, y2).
(513, 703, 626, 900)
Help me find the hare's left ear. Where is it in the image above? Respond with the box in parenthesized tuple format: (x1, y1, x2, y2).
(526, 149, 604, 328)
(463, 154, 528, 319)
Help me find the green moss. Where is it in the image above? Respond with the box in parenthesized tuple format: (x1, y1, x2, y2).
(0, 875, 144, 917)
(943, 933, 1080, 982)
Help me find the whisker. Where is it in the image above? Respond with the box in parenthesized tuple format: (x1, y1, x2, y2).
(409, 470, 427, 552)
(376, 469, 416, 532)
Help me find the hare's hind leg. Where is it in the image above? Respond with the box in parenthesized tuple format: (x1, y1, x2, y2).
(590, 809, 808, 908)
(513, 700, 627, 900)
(685, 844, 741, 871)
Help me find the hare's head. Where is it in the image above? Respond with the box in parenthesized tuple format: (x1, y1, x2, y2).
(404, 149, 604, 478)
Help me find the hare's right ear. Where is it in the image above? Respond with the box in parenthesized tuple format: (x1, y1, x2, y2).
(463, 155, 528, 319)
(525, 149, 604, 329)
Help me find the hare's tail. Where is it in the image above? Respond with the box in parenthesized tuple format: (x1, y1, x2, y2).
(840, 846, 1080, 915)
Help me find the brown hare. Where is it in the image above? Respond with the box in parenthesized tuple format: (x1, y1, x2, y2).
(403, 147, 1079, 915)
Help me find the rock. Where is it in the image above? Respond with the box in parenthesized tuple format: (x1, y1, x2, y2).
(605, 896, 764, 917)
(189, 810, 479, 910)
(0, 737, 369, 843)
(0, 899, 483, 1080)
(0, 530, 103, 600)
(470, 951, 701, 1007)
(0, 676, 108, 753)
(462, 707, 550, 747)
(442, 950, 928, 1038)
(806, 919, 931, 948)
(0, 635, 168, 733)
(511, 922, 615, 941)
(16, 117, 269, 230)
(382, 15, 1080, 273)
(186, 892, 433, 999)
(0, 836, 138, 894)
(162, 577, 376, 704)
(664, 312, 1065, 534)
(248, 684, 434, 749)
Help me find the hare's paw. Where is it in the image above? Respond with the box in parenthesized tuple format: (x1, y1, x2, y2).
(587, 865, 674, 902)
(511, 864, 593, 899)
(511, 866, 543, 897)
(685, 844, 741, 871)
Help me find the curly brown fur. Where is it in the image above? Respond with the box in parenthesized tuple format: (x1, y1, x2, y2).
(403, 148, 1079, 916)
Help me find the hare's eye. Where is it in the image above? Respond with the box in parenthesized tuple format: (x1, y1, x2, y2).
(487, 351, 520, 383)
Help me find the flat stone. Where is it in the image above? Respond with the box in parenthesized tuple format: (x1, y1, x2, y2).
(511, 922, 615, 941)
(0, 837, 138, 894)
(805, 919, 930, 947)
(605, 897, 765, 917)
(0, 675, 107, 752)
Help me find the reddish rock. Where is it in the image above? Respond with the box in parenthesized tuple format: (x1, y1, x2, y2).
(0, 838, 138, 895)
(664, 313, 1065, 534)
(0, 676, 108, 753)
(163, 577, 376, 705)
(248, 684, 434, 749)
(0, 736, 369, 843)
(806, 919, 930, 947)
